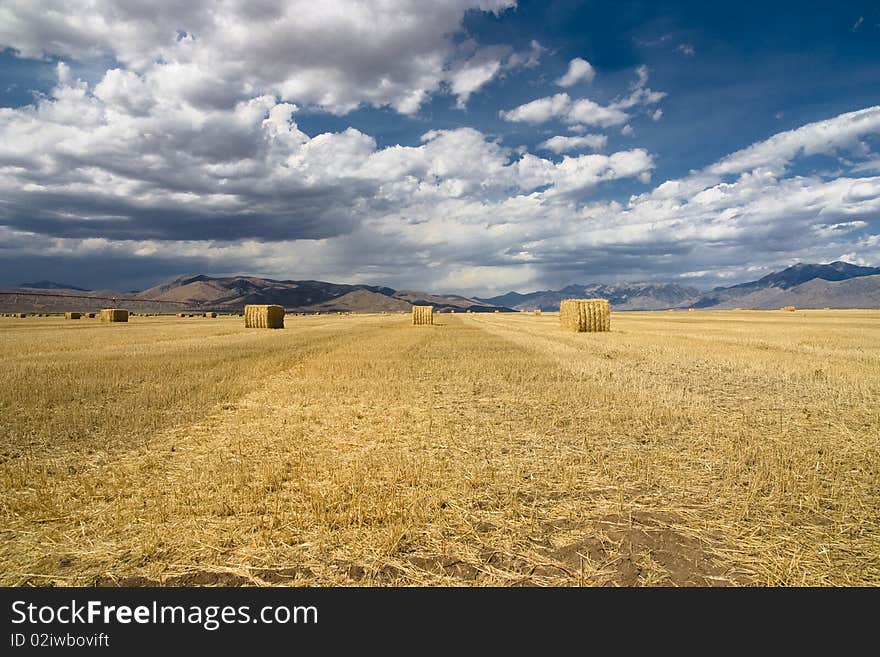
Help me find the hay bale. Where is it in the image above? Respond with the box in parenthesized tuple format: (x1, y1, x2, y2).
(412, 305, 433, 325)
(86, 313, 95, 318)
(782, 306, 796, 312)
(206, 312, 217, 318)
(100, 309, 129, 323)
(245, 304, 284, 329)
(15, 313, 27, 318)
(64, 312, 82, 319)
(534, 309, 542, 316)
(559, 298, 610, 333)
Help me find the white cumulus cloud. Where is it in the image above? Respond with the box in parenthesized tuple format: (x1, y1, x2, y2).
(556, 57, 595, 86)
(539, 134, 608, 153)
(0, 0, 518, 115)
(501, 65, 665, 129)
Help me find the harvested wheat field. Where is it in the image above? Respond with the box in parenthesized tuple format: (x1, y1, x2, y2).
(0, 310, 878, 587)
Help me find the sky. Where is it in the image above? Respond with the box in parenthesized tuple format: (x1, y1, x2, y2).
(0, 0, 879, 294)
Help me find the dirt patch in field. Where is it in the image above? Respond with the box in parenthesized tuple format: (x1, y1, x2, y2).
(550, 511, 742, 586)
(165, 571, 252, 586)
(92, 567, 320, 587)
(93, 571, 250, 587)
(92, 574, 161, 587)
(254, 566, 315, 584)
(337, 562, 405, 584)
(405, 555, 481, 581)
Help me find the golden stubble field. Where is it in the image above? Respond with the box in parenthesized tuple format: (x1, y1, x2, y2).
(1, 310, 878, 586)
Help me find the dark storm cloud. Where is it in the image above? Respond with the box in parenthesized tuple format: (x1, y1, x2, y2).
(0, 184, 367, 241)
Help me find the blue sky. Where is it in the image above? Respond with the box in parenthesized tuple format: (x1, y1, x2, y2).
(0, 0, 879, 294)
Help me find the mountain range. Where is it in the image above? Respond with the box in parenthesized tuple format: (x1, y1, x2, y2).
(0, 275, 510, 313)
(2, 262, 879, 313)
(479, 261, 880, 311)
(481, 282, 702, 311)
(19, 280, 92, 292)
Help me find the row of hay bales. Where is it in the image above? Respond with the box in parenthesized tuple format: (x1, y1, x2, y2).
(6, 299, 610, 332)
(0, 304, 829, 325)
(62, 309, 223, 321)
(409, 299, 611, 332)
(2, 312, 96, 317)
(2, 310, 155, 319)
(0, 311, 176, 320)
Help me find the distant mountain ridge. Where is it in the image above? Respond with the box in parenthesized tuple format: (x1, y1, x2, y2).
(0, 275, 510, 313)
(133, 275, 507, 312)
(689, 261, 880, 309)
(480, 261, 880, 311)
(714, 262, 880, 292)
(18, 280, 91, 291)
(2, 261, 879, 313)
(480, 282, 701, 311)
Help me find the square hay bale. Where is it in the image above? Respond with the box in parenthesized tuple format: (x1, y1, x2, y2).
(559, 298, 611, 333)
(86, 313, 95, 318)
(245, 304, 284, 329)
(100, 309, 129, 322)
(15, 313, 28, 318)
(206, 312, 217, 318)
(64, 312, 82, 319)
(412, 305, 433, 325)
(534, 309, 542, 316)
(782, 306, 796, 312)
